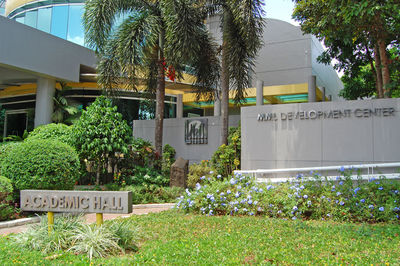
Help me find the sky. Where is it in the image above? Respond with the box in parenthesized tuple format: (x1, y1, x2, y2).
(264, 0, 299, 26)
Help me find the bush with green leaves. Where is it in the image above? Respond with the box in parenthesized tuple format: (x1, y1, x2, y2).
(73, 96, 131, 185)
(13, 215, 138, 260)
(162, 144, 176, 175)
(211, 125, 241, 177)
(0, 176, 17, 221)
(0, 141, 22, 161)
(26, 123, 73, 145)
(129, 137, 159, 167)
(121, 184, 183, 204)
(176, 170, 400, 223)
(187, 160, 213, 189)
(0, 139, 80, 193)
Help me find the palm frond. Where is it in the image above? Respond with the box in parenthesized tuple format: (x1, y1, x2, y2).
(83, 0, 150, 52)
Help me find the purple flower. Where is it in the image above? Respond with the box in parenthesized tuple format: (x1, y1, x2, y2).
(293, 206, 298, 211)
(368, 205, 374, 209)
(227, 190, 231, 194)
(339, 201, 344, 206)
(303, 195, 308, 199)
(336, 192, 342, 196)
(360, 199, 365, 203)
(378, 187, 383, 190)
(340, 166, 345, 172)
(379, 207, 384, 212)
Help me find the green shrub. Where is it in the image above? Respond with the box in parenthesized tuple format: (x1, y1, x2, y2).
(25, 123, 73, 145)
(162, 144, 176, 175)
(187, 160, 213, 189)
(122, 185, 183, 204)
(211, 125, 241, 177)
(0, 142, 22, 161)
(1, 139, 80, 192)
(129, 138, 159, 167)
(176, 170, 400, 223)
(0, 176, 18, 221)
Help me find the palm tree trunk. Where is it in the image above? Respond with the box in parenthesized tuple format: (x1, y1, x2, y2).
(374, 45, 384, 98)
(377, 39, 391, 97)
(155, 31, 165, 155)
(220, 42, 229, 146)
(220, 10, 230, 146)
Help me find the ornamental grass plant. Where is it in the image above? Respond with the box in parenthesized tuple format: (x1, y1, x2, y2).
(13, 215, 138, 260)
(176, 169, 400, 223)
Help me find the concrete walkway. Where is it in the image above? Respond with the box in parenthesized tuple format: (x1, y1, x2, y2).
(0, 203, 174, 236)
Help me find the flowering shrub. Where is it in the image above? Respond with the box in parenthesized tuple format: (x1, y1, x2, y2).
(176, 170, 400, 223)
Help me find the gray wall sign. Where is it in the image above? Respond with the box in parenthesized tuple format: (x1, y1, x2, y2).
(185, 118, 208, 144)
(257, 108, 395, 121)
(20, 190, 133, 214)
(241, 99, 400, 170)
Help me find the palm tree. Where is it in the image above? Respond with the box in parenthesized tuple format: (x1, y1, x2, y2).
(83, 0, 220, 155)
(52, 82, 79, 124)
(202, 0, 265, 145)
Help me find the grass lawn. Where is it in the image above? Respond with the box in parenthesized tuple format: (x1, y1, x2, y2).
(1, 211, 399, 265)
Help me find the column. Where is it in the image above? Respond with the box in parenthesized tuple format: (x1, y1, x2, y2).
(308, 75, 316, 102)
(322, 87, 326, 102)
(34, 77, 55, 128)
(214, 91, 221, 116)
(176, 94, 183, 118)
(256, 80, 264, 106)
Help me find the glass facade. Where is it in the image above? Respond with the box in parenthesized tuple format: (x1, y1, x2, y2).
(8, 1, 87, 46)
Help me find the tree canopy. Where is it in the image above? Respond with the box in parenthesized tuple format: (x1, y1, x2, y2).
(293, 0, 400, 98)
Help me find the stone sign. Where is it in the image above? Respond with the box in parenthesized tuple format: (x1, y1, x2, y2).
(170, 157, 188, 188)
(20, 190, 132, 214)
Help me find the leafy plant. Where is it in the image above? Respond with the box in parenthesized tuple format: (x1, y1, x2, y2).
(176, 170, 400, 223)
(0, 139, 80, 194)
(187, 160, 213, 189)
(162, 144, 176, 175)
(52, 82, 79, 124)
(25, 123, 73, 145)
(73, 96, 131, 185)
(68, 224, 122, 260)
(211, 125, 241, 177)
(13, 214, 138, 260)
(121, 185, 183, 204)
(0, 176, 17, 221)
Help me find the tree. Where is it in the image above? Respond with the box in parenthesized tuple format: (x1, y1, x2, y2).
(201, 0, 264, 145)
(83, 0, 219, 155)
(340, 46, 400, 99)
(73, 96, 131, 185)
(293, 0, 400, 98)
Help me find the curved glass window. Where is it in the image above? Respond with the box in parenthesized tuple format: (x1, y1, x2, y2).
(37, 7, 52, 32)
(24, 9, 37, 28)
(67, 5, 84, 46)
(9, 1, 127, 47)
(50, 5, 68, 39)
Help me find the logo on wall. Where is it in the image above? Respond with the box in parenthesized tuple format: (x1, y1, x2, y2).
(185, 118, 208, 144)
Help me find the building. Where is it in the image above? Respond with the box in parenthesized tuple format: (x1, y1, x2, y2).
(0, 0, 343, 145)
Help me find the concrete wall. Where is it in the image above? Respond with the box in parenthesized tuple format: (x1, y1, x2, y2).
(0, 16, 96, 82)
(133, 115, 240, 163)
(253, 19, 312, 87)
(241, 99, 400, 170)
(310, 36, 343, 101)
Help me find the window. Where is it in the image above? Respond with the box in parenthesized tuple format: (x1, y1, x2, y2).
(67, 5, 84, 45)
(37, 7, 52, 33)
(25, 10, 38, 28)
(51, 5, 68, 39)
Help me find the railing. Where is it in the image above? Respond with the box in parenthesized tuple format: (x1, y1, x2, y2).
(234, 162, 400, 183)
